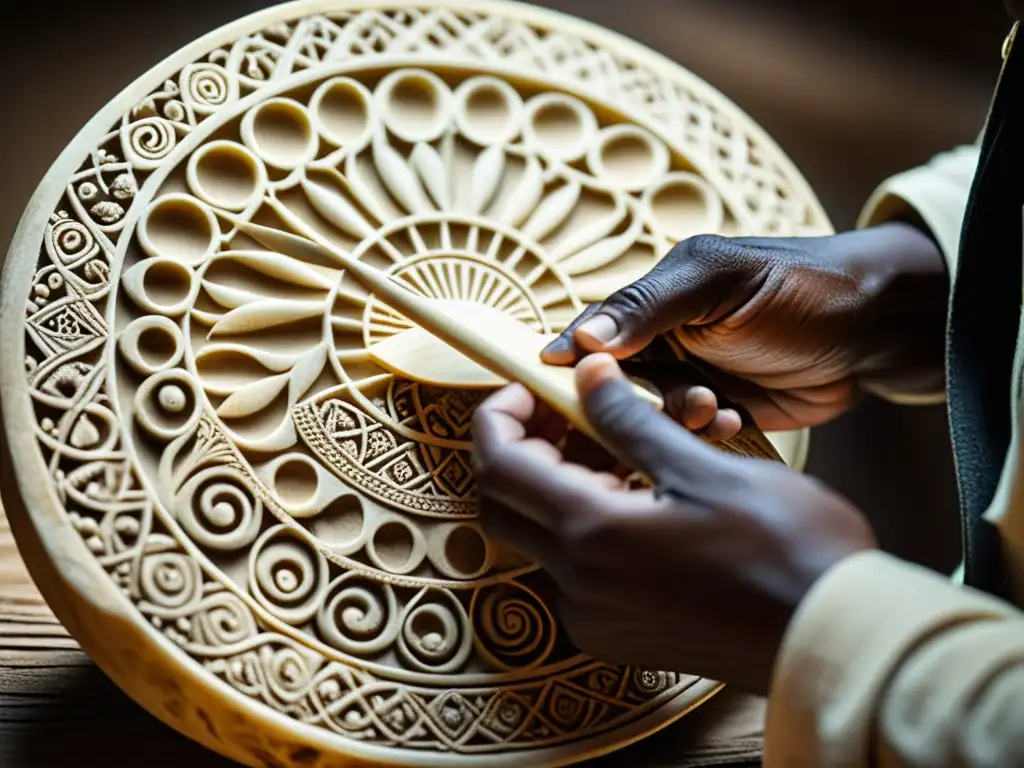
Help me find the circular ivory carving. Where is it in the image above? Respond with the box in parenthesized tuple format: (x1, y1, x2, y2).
(0, 2, 832, 767)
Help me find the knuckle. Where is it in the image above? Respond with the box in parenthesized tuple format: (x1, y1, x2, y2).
(687, 234, 767, 277)
(686, 233, 734, 263)
(607, 278, 666, 320)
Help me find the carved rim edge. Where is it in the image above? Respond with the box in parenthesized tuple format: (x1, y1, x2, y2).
(0, 1, 826, 765)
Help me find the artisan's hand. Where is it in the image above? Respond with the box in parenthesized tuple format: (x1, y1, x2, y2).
(471, 354, 877, 695)
(543, 223, 948, 433)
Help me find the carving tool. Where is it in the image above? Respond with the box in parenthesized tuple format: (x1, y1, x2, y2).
(236, 221, 663, 452)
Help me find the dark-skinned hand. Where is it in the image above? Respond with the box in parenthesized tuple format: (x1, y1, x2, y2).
(471, 354, 877, 695)
(542, 223, 948, 436)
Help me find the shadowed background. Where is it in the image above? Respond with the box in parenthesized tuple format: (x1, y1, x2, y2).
(0, 0, 1011, 765)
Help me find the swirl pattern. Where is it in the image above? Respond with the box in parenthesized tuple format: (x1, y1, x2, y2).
(471, 582, 556, 671)
(122, 117, 179, 168)
(316, 572, 401, 654)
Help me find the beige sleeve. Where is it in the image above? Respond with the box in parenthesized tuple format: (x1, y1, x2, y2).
(763, 550, 1024, 767)
(855, 145, 980, 405)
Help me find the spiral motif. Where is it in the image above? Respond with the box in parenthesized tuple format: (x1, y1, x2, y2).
(140, 552, 201, 609)
(181, 63, 235, 114)
(397, 588, 473, 674)
(50, 217, 97, 265)
(193, 592, 257, 647)
(471, 582, 556, 671)
(316, 572, 400, 655)
(174, 467, 263, 551)
(265, 646, 313, 700)
(123, 117, 178, 168)
(249, 526, 327, 626)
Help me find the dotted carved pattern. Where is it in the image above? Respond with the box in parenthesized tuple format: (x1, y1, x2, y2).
(18, 5, 826, 762)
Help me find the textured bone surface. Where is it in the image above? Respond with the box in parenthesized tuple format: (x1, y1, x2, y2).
(0, 2, 831, 767)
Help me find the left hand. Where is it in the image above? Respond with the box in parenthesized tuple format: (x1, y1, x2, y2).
(471, 354, 877, 695)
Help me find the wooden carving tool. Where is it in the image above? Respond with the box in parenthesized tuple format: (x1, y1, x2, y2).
(236, 221, 663, 452)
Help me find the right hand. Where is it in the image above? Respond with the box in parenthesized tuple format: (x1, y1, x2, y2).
(542, 223, 949, 433)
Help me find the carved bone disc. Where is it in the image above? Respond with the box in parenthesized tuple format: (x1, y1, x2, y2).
(0, 2, 831, 766)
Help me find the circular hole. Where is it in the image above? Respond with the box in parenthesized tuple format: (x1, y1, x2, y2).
(467, 86, 508, 127)
(648, 175, 722, 240)
(309, 495, 365, 549)
(377, 70, 449, 143)
(138, 324, 179, 368)
(444, 525, 487, 577)
(274, 457, 319, 508)
(594, 126, 668, 190)
(371, 521, 415, 572)
(189, 141, 263, 211)
(314, 79, 370, 146)
(533, 104, 582, 152)
(140, 196, 216, 264)
(244, 98, 316, 170)
(119, 316, 184, 375)
(456, 78, 521, 145)
(390, 77, 437, 123)
(524, 95, 594, 162)
(142, 260, 193, 308)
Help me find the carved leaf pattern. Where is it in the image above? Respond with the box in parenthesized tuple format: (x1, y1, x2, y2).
(215, 251, 335, 290)
(521, 180, 580, 240)
(550, 200, 627, 262)
(559, 213, 645, 275)
(195, 342, 303, 374)
(216, 372, 289, 418)
(467, 144, 504, 214)
(372, 137, 432, 214)
(202, 280, 264, 309)
(500, 155, 544, 227)
(288, 343, 327, 403)
(208, 298, 325, 336)
(301, 173, 376, 239)
(410, 143, 450, 209)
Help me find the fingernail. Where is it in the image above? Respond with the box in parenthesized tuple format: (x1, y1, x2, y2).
(575, 353, 623, 392)
(575, 314, 619, 347)
(540, 335, 569, 362)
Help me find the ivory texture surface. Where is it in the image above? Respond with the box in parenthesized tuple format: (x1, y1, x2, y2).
(0, 2, 832, 766)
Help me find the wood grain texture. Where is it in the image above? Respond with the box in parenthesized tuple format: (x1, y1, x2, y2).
(0, 495, 762, 767)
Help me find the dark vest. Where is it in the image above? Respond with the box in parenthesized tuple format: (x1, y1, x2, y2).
(948, 24, 1024, 598)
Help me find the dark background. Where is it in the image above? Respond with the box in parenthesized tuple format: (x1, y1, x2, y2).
(3, 0, 1011, 571)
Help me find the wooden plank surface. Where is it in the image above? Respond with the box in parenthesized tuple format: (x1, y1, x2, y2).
(0, 496, 763, 767)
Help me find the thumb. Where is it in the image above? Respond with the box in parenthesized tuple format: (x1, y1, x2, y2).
(543, 235, 759, 364)
(576, 354, 734, 486)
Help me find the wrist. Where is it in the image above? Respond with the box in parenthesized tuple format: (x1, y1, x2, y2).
(834, 222, 950, 397)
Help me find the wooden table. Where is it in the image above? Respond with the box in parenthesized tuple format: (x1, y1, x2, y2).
(0, 496, 764, 767)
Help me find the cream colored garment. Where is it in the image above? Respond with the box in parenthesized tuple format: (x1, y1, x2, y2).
(763, 145, 1024, 766)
